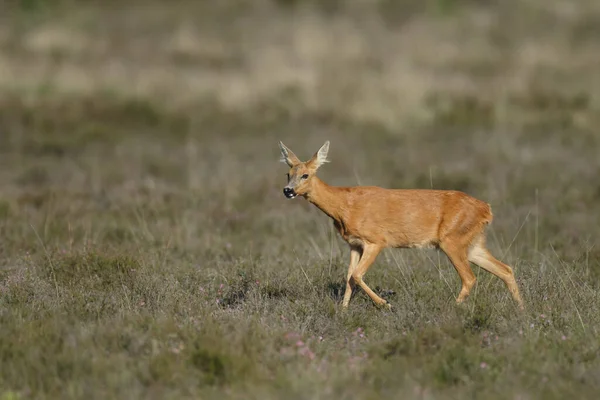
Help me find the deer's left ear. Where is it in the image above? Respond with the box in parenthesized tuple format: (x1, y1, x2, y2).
(308, 141, 330, 169)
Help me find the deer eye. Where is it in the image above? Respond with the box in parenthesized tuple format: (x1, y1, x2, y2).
(301, 174, 309, 179)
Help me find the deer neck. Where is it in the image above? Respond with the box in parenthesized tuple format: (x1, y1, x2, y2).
(305, 177, 346, 222)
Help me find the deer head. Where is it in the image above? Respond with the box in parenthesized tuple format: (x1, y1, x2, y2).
(278, 140, 330, 199)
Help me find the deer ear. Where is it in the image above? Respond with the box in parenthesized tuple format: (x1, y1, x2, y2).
(279, 141, 301, 167)
(309, 141, 330, 169)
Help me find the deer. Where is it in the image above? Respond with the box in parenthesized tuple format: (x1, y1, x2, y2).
(278, 140, 524, 311)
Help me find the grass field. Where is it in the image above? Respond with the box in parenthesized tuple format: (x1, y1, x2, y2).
(1, 1, 600, 399)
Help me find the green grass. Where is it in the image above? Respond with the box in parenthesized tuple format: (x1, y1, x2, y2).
(1, 1, 600, 399)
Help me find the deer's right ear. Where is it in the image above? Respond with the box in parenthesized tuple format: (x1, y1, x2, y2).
(279, 141, 301, 167)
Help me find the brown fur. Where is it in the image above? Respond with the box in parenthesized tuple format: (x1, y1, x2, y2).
(279, 141, 524, 310)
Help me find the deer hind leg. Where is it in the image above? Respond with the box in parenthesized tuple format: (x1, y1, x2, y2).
(342, 245, 362, 308)
(468, 235, 525, 310)
(440, 239, 476, 304)
(350, 244, 389, 308)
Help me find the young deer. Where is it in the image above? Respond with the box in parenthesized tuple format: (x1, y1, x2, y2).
(279, 140, 524, 310)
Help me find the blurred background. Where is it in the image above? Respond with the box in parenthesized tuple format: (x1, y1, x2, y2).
(1, 1, 600, 398)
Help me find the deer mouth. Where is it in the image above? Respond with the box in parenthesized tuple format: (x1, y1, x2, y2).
(283, 187, 297, 199)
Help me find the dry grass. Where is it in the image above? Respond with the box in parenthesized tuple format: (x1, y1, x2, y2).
(1, 1, 600, 399)
(3, 0, 599, 127)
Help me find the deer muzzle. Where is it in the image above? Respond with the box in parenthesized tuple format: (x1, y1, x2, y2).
(283, 187, 297, 199)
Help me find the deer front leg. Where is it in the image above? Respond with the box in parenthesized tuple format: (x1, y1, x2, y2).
(351, 244, 390, 309)
(342, 245, 361, 308)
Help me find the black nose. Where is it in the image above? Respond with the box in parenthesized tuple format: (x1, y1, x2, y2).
(283, 187, 295, 198)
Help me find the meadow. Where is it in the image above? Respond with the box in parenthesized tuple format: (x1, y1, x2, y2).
(1, 1, 600, 399)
